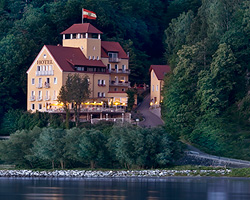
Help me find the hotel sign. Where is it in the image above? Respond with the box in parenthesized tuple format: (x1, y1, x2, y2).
(37, 60, 53, 65)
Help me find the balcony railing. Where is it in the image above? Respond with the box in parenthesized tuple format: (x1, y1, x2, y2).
(36, 70, 54, 76)
(110, 81, 130, 87)
(45, 96, 50, 101)
(30, 96, 35, 101)
(98, 84, 106, 87)
(36, 83, 43, 88)
(44, 83, 50, 88)
(109, 57, 120, 63)
(37, 96, 42, 101)
(109, 69, 130, 74)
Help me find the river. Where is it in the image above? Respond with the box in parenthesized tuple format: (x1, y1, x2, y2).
(0, 177, 250, 200)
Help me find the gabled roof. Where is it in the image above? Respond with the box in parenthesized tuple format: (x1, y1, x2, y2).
(60, 23, 103, 34)
(101, 41, 128, 59)
(46, 45, 106, 72)
(149, 65, 171, 80)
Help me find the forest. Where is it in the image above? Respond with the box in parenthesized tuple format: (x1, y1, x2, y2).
(162, 0, 250, 159)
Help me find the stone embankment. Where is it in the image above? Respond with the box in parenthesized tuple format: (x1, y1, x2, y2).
(0, 169, 231, 178)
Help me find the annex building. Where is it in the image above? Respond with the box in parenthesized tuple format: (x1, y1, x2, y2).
(27, 23, 130, 123)
(149, 65, 171, 107)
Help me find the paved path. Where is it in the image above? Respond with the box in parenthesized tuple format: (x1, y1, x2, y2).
(137, 95, 164, 128)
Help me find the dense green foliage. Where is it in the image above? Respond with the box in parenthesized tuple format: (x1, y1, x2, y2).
(0, 109, 65, 135)
(162, 0, 250, 159)
(0, 124, 183, 169)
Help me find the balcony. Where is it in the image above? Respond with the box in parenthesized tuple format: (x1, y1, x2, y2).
(44, 83, 50, 88)
(36, 83, 43, 89)
(110, 81, 130, 87)
(37, 96, 42, 101)
(45, 96, 50, 101)
(109, 69, 130, 74)
(109, 57, 120, 63)
(30, 95, 35, 101)
(36, 70, 54, 76)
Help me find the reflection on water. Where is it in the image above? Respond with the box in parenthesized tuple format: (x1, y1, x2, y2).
(0, 177, 250, 200)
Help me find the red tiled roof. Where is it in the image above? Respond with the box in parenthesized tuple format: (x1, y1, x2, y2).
(60, 23, 103, 34)
(149, 65, 171, 80)
(45, 45, 106, 72)
(101, 41, 128, 59)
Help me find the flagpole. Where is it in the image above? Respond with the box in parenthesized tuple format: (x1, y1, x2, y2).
(82, 8, 83, 24)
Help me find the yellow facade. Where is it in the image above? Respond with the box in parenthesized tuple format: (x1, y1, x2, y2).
(27, 24, 129, 112)
(150, 69, 162, 107)
(27, 47, 63, 111)
(63, 36, 101, 59)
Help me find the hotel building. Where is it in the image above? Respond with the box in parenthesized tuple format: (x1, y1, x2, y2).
(27, 23, 130, 122)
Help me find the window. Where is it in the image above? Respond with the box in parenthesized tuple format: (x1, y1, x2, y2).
(98, 92, 101, 97)
(98, 79, 101, 85)
(97, 56, 99, 60)
(31, 78, 35, 85)
(93, 56, 95, 60)
(152, 85, 154, 92)
(114, 88, 117, 92)
(49, 65, 52, 71)
(38, 91, 42, 98)
(31, 104, 35, 110)
(122, 65, 126, 71)
(65, 34, 70, 39)
(115, 64, 118, 71)
(38, 104, 42, 110)
(31, 91, 35, 96)
(107, 64, 111, 71)
(102, 80, 105, 85)
(37, 66, 40, 71)
(43, 54, 47, 59)
(54, 77, 57, 84)
(102, 92, 105, 97)
(88, 56, 91, 60)
(122, 88, 125, 92)
(156, 85, 158, 91)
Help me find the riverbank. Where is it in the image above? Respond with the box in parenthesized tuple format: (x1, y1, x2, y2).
(0, 168, 232, 178)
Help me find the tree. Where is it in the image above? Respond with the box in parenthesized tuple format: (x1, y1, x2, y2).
(78, 129, 108, 169)
(0, 127, 41, 168)
(58, 74, 90, 127)
(58, 85, 70, 129)
(197, 43, 240, 116)
(126, 88, 137, 112)
(31, 128, 66, 169)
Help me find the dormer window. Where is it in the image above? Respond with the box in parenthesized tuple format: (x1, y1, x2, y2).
(108, 52, 119, 62)
(89, 56, 91, 60)
(72, 34, 77, 39)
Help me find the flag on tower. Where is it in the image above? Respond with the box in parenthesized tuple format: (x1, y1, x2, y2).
(82, 8, 97, 20)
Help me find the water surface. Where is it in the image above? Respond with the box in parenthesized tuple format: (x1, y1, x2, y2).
(0, 177, 250, 200)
